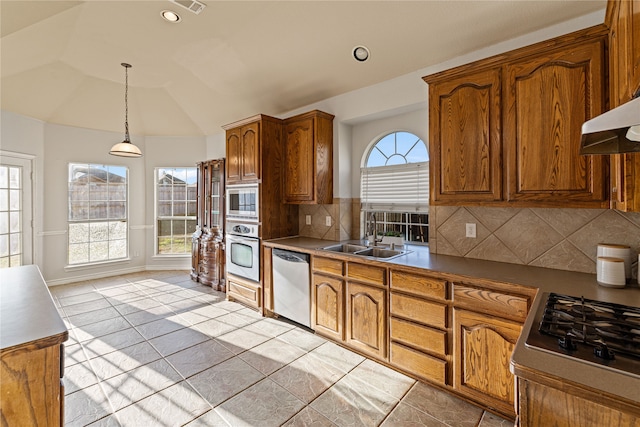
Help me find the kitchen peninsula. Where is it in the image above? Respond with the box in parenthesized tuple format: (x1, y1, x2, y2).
(263, 237, 640, 424)
(0, 265, 68, 426)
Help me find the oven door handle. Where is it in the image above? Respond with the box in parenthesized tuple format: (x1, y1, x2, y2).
(229, 237, 258, 245)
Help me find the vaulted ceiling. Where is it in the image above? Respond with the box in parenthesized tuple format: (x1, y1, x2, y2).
(1, 0, 606, 136)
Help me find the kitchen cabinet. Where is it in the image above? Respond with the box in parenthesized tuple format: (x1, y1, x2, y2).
(344, 262, 387, 359)
(503, 38, 607, 206)
(517, 374, 640, 426)
(453, 308, 521, 417)
(607, 0, 640, 212)
(427, 68, 503, 203)
(283, 110, 334, 204)
(311, 256, 345, 341)
(389, 269, 450, 386)
(191, 159, 225, 291)
(311, 255, 388, 358)
(1, 266, 68, 426)
(452, 284, 532, 417)
(424, 25, 609, 208)
(223, 114, 298, 240)
(346, 280, 386, 360)
(227, 274, 262, 310)
(225, 122, 260, 184)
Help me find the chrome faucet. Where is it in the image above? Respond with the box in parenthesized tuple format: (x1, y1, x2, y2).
(369, 212, 377, 246)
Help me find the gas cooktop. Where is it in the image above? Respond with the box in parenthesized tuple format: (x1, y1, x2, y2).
(525, 293, 640, 378)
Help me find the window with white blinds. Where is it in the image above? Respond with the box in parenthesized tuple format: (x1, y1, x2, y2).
(360, 162, 429, 212)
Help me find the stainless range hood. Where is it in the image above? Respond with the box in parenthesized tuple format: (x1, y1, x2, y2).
(580, 95, 640, 155)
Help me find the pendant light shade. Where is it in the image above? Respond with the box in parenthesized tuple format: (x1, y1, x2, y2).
(110, 63, 142, 158)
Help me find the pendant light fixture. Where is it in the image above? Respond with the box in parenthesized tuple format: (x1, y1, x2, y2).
(109, 63, 142, 157)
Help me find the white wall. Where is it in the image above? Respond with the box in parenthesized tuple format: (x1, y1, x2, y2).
(0, 110, 46, 267)
(41, 124, 148, 284)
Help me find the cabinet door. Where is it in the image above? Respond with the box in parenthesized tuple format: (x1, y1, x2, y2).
(240, 122, 260, 182)
(284, 117, 315, 203)
(346, 281, 386, 360)
(226, 128, 242, 184)
(504, 39, 607, 207)
(312, 273, 344, 341)
(428, 68, 502, 203)
(609, 0, 640, 108)
(453, 308, 521, 417)
(608, 0, 640, 212)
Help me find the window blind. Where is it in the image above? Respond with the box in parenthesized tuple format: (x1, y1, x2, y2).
(360, 162, 429, 212)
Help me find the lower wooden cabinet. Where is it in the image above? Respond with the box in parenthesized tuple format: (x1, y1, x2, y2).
(1, 344, 64, 426)
(346, 281, 386, 359)
(227, 274, 261, 310)
(390, 342, 447, 385)
(311, 273, 344, 341)
(453, 308, 522, 416)
(517, 376, 640, 426)
(191, 227, 225, 292)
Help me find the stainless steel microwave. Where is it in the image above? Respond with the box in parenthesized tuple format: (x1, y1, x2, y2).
(226, 184, 259, 220)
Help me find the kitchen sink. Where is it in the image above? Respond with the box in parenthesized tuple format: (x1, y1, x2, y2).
(320, 243, 410, 260)
(321, 243, 368, 253)
(351, 247, 405, 259)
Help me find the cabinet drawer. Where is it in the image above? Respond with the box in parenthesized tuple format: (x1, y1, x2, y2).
(313, 256, 343, 276)
(390, 270, 447, 301)
(348, 262, 386, 286)
(453, 285, 529, 322)
(391, 293, 447, 329)
(391, 317, 447, 356)
(390, 342, 447, 385)
(227, 276, 261, 309)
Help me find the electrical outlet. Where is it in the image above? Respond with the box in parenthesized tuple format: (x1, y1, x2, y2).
(326, 216, 332, 226)
(305, 215, 312, 225)
(465, 223, 477, 238)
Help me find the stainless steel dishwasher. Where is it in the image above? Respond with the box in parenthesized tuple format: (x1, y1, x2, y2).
(272, 248, 311, 328)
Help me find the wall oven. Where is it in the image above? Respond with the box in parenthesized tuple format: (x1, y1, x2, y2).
(226, 221, 260, 282)
(226, 184, 259, 221)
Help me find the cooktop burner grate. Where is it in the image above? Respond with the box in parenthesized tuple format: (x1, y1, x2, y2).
(525, 293, 640, 378)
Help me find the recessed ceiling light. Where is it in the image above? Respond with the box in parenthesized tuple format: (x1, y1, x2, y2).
(352, 46, 370, 62)
(161, 10, 181, 23)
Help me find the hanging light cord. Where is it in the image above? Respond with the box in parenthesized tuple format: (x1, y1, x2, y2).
(122, 63, 131, 142)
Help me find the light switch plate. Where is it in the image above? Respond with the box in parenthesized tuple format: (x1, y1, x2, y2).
(465, 223, 476, 238)
(306, 215, 312, 225)
(326, 216, 332, 226)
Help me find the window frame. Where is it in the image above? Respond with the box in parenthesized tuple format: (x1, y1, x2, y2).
(154, 167, 198, 256)
(67, 163, 129, 266)
(361, 131, 430, 244)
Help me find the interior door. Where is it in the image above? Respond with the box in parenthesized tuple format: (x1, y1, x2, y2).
(0, 152, 34, 268)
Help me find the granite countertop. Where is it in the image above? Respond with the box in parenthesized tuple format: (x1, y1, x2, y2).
(264, 236, 640, 404)
(0, 265, 68, 354)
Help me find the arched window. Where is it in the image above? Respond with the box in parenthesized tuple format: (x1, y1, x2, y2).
(365, 131, 429, 167)
(361, 132, 429, 244)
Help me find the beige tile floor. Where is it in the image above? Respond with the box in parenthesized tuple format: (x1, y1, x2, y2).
(51, 271, 512, 427)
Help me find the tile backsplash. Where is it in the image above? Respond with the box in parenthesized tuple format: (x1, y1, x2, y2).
(297, 201, 640, 276)
(431, 206, 640, 274)
(298, 198, 357, 241)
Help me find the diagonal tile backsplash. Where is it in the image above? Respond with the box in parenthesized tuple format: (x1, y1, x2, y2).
(432, 206, 640, 275)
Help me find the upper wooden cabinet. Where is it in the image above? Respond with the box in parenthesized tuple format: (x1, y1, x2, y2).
(504, 39, 607, 206)
(607, 0, 640, 212)
(427, 68, 502, 203)
(225, 121, 260, 184)
(283, 110, 334, 204)
(424, 26, 609, 208)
